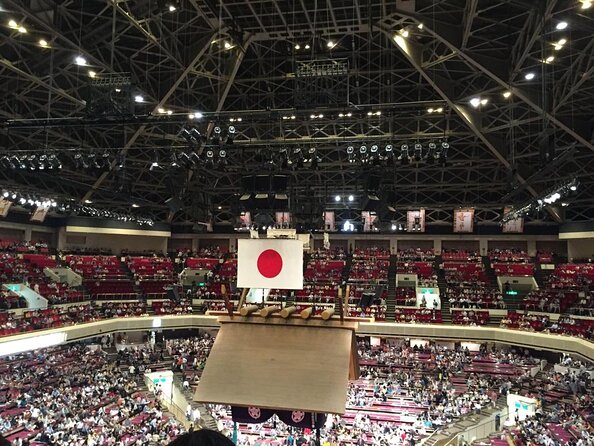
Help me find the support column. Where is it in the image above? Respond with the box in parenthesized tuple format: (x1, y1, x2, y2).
(479, 239, 489, 257)
(229, 237, 237, 253)
(24, 227, 32, 242)
(191, 238, 199, 253)
(390, 238, 398, 254)
(527, 240, 537, 257)
(434, 239, 442, 255)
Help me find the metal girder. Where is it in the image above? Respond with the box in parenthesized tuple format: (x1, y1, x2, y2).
(81, 30, 219, 203)
(0, 58, 85, 107)
(381, 27, 560, 221)
(461, 0, 478, 49)
(395, 11, 594, 153)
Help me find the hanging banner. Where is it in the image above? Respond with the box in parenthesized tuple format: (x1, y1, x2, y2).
(231, 407, 326, 429)
(406, 209, 426, 232)
(361, 211, 377, 232)
(502, 207, 524, 233)
(0, 199, 12, 218)
(239, 211, 251, 229)
(323, 211, 335, 231)
(275, 211, 291, 226)
(30, 203, 50, 223)
(453, 208, 474, 233)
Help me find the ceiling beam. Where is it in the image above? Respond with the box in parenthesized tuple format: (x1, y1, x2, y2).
(81, 30, 219, 203)
(381, 27, 561, 222)
(390, 8, 594, 153)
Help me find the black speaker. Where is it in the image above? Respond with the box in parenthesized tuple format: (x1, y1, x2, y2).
(165, 196, 184, 213)
(360, 293, 374, 308)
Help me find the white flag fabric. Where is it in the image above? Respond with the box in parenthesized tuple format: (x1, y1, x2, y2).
(237, 239, 303, 289)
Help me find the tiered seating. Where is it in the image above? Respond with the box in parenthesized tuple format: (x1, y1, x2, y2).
(304, 250, 345, 282)
(0, 253, 83, 304)
(488, 249, 531, 263)
(218, 257, 237, 280)
(500, 312, 549, 331)
(452, 309, 490, 325)
(444, 262, 491, 285)
(489, 249, 534, 277)
(521, 289, 573, 313)
(128, 256, 175, 299)
(549, 316, 594, 339)
(394, 308, 442, 323)
(349, 248, 390, 283)
(492, 263, 534, 276)
(396, 249, 435, 280)
(294, 284, 337, 303)
(65, 255, 135, 299)
(448, 286, 505, 309)
(395, 287, 416, 306)
(185, 257, 220, 270)
(441, 249, 481, 262)
(0, 240, 50, 253)
(152, 299, 193, 315)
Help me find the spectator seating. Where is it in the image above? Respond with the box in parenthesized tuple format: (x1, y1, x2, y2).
(394, 308, 442, 323)
(488, 249, 531, 263)
(65, 255, 135, 299)
(441, 249, 481, 262)
(448, 286, 505, 309)
(128, 256, 175, 299)
(444, 262, 491, 284)
(185, 257, 221, 270)
(492, 263, 535, 276)
(349, 248, 390, 283)
(452, 309, 490, 325)
(500, 312, 549, 331)
(152, 299, 193, 315)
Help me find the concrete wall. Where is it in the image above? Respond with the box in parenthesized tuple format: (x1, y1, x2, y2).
(63, 232, 168, 254)
(567, 239, 594, 261)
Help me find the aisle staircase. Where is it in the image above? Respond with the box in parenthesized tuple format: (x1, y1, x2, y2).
(385, 255, 398, 321)
(174, 372, 218, 430)
(422, 396, 508, 446)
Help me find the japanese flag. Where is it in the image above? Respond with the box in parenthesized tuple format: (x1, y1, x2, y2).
(237, 239, 303, 290)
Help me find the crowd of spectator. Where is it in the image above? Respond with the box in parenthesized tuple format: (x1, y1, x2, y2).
(0, 344, 185, 446)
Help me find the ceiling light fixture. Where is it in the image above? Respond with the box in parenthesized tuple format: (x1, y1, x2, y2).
(503, 91, 512, 99)
(17, 26, 26, 33)
(8, 20, 17, 29)
(75, 56, 87, 66)
(581, 0, 592, 9)
(555, 21, 568, 30)
(88, 70, 96, 78)
(134, 95, 144, 103)
(524, 72, 535, 80)
(38, 39, 48, 48)
(470, 97, 481, 108)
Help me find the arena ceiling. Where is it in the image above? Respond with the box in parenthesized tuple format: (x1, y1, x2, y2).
(0, 0, 593, 227)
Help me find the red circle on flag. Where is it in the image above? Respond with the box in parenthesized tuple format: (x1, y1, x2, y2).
(257, 249, 283, 278)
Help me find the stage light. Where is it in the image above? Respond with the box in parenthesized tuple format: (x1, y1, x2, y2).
(17, 26, 26, 33)
(132, 203, 140, 208)
(544, 55, 555, 63)
(556, 21, 568, 30)
(134, 95, 144, 103)
(88, 70, 96, 78)
(295, 44, 300, 50)
(327, 40, 336, 49)
(470, 97, 481, 108)
(75, 56, 87, 66)
(370, 144, 379, 153)
(335, 195, 341, 202)
(414, 143, 423, 161)
(503, 91, 512, 99)
(2, 191, 8, 198)
(168, 4, 176, 11)
(348, 195, 354, 202)
(305, 44, 310, 49)
(581, 0, 592, 9)
(359, 145, 367, 154)
(38, 39, 48, 48)
(8, 20, 17, 29)
(524, 72, 535, 80)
